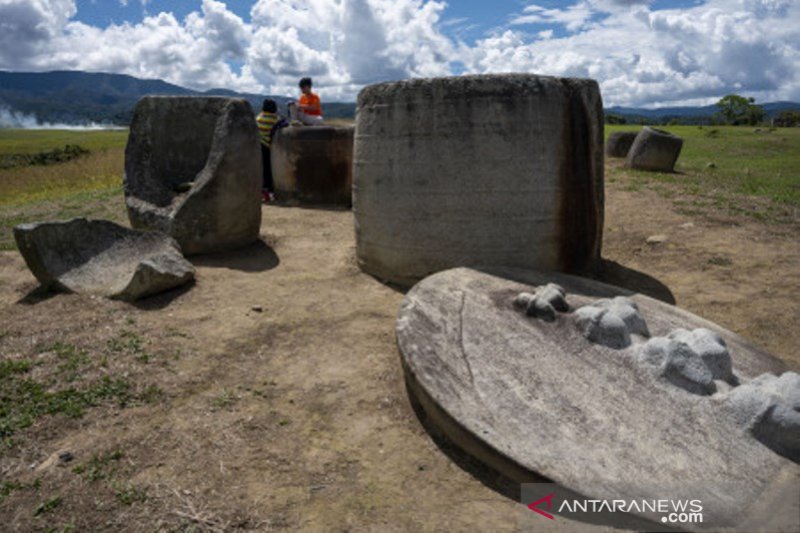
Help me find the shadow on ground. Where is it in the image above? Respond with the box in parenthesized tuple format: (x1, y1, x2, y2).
(594, 259, 676, 304)
(132, 280, 196, 311)
(17, 285, 59, 306)
(190, 239, 279, 273)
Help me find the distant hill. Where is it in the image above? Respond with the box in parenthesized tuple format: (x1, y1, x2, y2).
(1, 70, 798, 127)
(606, 101, 800, 125)
(0, 70, 357, 126)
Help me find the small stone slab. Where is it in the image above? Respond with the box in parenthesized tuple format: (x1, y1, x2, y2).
(14, 218, 195, 301)
(397, 267, 799, 531)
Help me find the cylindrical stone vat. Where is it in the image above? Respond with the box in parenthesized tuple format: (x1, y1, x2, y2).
(353, 74, 605, 286)
(271, 125, 354, 207)
(625, 127, 683, 172)
(605, 131, 638, 158)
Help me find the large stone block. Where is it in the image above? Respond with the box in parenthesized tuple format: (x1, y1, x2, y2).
(124, 96, 262, 255)
(271, 125, 354, 207)
(354, 74, 604, 287)
(14, 218, 195, 301)
(398, 267, 799, 531)
(625, 126, 684, 172)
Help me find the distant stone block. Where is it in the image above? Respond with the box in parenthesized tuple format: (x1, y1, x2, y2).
(605, 131, 637, 158)
(625, 126, 683, 172)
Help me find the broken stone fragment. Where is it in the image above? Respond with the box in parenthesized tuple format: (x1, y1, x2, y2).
(14, 218, 195, 301)
(513, 283, 568, 322)
(574, 297, 649, 348)
(637, 328, 733, 395)
(725, 372, 800, 462)
(124, 96, 262, 255)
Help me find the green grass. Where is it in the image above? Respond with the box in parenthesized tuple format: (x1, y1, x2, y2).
(0, 129, 127, 156)
(605, 125, 800, 212)
(0, 332, 163, 439)
(33, 495, 62, 517)
(0, 129, 128, 250)
(72, 450, 124, 482)
(0, 356, 133, 438)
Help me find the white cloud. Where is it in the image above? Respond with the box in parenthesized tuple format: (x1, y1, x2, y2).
(247, 0, 453, 98)
(0, 0, 797, 106)
(511, 3, 596, 32)
(0, 0, 76, 68)
(467, 0, 800, 106)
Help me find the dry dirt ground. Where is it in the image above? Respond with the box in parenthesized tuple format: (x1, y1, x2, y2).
(0, 174, 798, 531)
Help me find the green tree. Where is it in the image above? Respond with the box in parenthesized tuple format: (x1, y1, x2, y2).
(774, 109, 800, 127)
(715, 94, 765, 126)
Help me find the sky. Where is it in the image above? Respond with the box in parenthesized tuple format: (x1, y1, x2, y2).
(0, 0, 798, 107)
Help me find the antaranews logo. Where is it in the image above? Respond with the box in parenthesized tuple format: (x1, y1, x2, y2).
(521, 485, 706, 532)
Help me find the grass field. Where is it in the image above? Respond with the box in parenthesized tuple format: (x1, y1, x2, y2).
(0, 129, 128, 250)
(0, 125, 797, 250)
(605, 125, 800, 222)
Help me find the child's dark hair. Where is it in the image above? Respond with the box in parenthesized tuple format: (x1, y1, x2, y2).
(299, 77, 313, 89)
(262, 99, 277, 113)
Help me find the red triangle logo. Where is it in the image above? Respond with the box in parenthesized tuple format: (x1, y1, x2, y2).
(528, 493, 556, 520)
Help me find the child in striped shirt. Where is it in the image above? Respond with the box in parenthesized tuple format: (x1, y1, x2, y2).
(256, 99, 288, 202)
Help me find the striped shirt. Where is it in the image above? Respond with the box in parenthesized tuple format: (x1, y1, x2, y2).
(256, 111, 279, 147)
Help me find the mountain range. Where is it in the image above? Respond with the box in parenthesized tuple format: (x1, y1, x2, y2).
(0, 70, 356, 126)
(1, 70, 798, 127)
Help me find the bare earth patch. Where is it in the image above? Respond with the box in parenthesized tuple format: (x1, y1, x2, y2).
(1, 179, 798, 530)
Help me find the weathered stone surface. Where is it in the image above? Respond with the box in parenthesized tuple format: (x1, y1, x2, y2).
(124, 96, 262, 255)
(14, 218, 194, 301)
(398, 267, 798, 531)
(271, 125, 354, 206)
(354, 74, 604, 287)
(725, 372, 800, 462)
(513, 283, 567, 321)
(625, 126, 684, 172)
(574, 296, 649, 348)
(605, 131, 637, 158)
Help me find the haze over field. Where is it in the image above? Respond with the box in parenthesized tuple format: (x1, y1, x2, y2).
(0, 0, 798, 107)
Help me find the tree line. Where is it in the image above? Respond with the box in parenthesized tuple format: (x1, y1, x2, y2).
(606, 94, 800, 126)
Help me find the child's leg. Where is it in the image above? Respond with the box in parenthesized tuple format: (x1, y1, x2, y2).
(261, 144, 273, 192)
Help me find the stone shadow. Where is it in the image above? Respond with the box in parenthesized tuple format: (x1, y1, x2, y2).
(593, 259, 676, 305)
(190, 239, 280, 273)
(132, 281, 196, 311)
(17, 286, 59, 306)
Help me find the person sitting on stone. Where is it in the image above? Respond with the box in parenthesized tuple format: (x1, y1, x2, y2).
(288, 77, 324, 126)
(256, 98, 288, 202)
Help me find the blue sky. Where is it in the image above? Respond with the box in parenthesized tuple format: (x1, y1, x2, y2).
(2, 0, 798, 106)
(75, 0, 705, 43)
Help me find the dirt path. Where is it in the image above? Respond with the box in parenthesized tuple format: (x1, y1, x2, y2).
(0, 183, 798, 531)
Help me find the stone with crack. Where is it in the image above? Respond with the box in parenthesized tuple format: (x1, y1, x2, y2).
(638, 328, 733, 395)
(396, 267, 798, 530)
(513, 283, 568, 321)
(574, 296, 649, 348)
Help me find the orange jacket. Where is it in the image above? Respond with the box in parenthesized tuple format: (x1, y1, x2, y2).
(299, 92, 322, 116)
